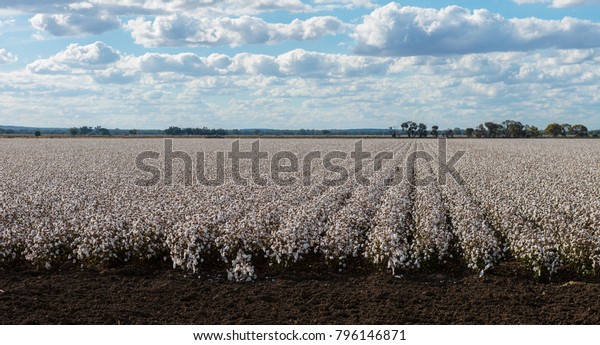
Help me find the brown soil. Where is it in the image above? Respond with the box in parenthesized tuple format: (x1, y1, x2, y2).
(1, 261, 599, 325)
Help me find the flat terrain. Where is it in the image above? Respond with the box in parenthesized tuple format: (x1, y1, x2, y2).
(1, 261, 599, 325)
(2, 139, 600, 325)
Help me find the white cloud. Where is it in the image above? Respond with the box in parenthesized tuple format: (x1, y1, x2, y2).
(353, 3, 600, 56)
(25, 41, 396, 80)
(30, 10, 121, 36)
(27, 41, 121, 73)
(219, 0, 309, 14)
(312, 0, 376, 10)
(227, 53, 280, 76)
(126, 14, 344, 47)
(0, 48, 17, 63)
(275, 49, 391, 77)
(0, 18, 15, 27)
(134, 52, 222, 76)
(513, 0, 600, 7)
(552, 0, 600, 6)
(26, 41, 600, 87)
(0, 0, 310, 16)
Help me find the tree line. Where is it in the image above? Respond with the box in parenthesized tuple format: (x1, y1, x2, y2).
(389, 120, 594, 138)
(2, 121, 596, 138)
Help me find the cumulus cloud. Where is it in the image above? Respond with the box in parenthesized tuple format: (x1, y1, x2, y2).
(23, 41, 600, 102)
(0, 0, 310, 16)
(126, 14, 344, 47)
(275, 49, 390, 77)
(4, 0, 314, 38)
(312, 0, 376, 10)
(25, 41, 397, 81)
(27, 41, 121, 73)
(6, 0, 320, 38)
(30, 11, 121, 36)
(0, 48, 17, 64)
(353, 3, 600, 56)
(133, 52, 222, 76)
(126, 49, 392, 78)
(513, 0, 600, 7)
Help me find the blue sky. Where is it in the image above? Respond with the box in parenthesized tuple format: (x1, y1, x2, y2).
(1, 1, 599, 130)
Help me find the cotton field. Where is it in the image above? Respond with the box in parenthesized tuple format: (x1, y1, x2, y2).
(0, 138, 599, 281)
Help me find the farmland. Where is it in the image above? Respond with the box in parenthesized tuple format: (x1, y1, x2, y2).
(1, 138, 600, 324)
(1, 138, 599, 280)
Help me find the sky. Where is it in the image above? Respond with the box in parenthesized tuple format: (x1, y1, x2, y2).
(0, 1, 599, 130)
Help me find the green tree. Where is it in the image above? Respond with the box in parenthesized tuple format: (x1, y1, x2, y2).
(69, 127, 79, 135)
(484, 122, 504, 138)
(417, 123, 428, 138)
(94, 126, 110, 136)
(79, 126, 93, 135)
(571, 124, 588, 137)
(401, 122, 410, 135)
(544, 123, 564, 137)
(34, 131, 41, 137)
(503, 120, 525, 138)
(465, 128, 474, 138)
(164, 126, 183, 135)
(562, 124, 572, 137)
(525, 125, 541, 138)
(430, 125, 439, 138)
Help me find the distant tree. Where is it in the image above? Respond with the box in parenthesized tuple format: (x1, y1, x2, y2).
(465, 128, 474, 138)
(388, 126, 397, 138)
(562, 124, 572, 137)
(571, 124, 589, 137)
(444, 129, 454, 138)
(408, 122, 417, 137)
(544, 123, 564, 137)
(401, 122, 410, 135)
(431, 125, 439, 138)
(94, 126, 110, 136)
(213, 128, 227, 136)
(79, 126, 93, 135)
(164, 126, 183, 135)
(453, 127, 463, 136)
(69, 127, 78, 135)
(322, 129, 331, 135)
(503, 120, 525, 138)
(484, 122, 504, 138)
(129, 129, 138, 136)
(401, 121, 418, 137)
(525, 125, 541, 138)
(34, 131, 41, 137)
(475, 124, 487, 138)
(417, 123, 428, 138)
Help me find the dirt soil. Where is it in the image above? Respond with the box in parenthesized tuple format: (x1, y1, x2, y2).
(1, 260, 599, 325)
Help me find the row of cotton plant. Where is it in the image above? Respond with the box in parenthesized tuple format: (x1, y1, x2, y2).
(409, 149, 453, 268)
(418, 142, 504, 275)
(441, 179, 504, 274)
(321, 141, 415, 269)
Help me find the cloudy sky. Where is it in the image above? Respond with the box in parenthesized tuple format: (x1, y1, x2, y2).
(1, 0, 599, 130)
